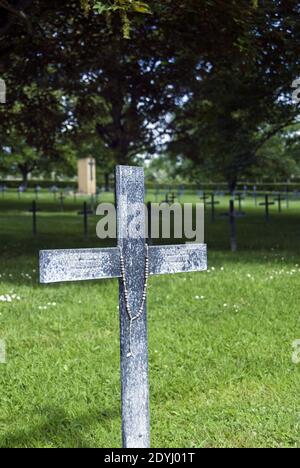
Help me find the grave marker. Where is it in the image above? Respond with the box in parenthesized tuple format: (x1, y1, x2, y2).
(177, 185, 185, 201)
(253, 186, 258, 207)
(59, 192, 65, 212)
(35, 185, 41, 200)
(273, 193, 284, 213)
(235, 193, 245, 213)
(40, 165, 207, 448)
(259, 194, 275, 223)
(286, 188, 289, 209)
(28, 201, 40, 236)
(163, 192, 176, 204)
(18, 185, 25, 199)
(206, 193, 220, 223)
(221, 200, 238, 252)
(90, 194, 96, 213)
(95, 186, 101, 204)
(78, 202, 93, 240)
(199, 192, 210, 210)
(50, 185, 59, 200)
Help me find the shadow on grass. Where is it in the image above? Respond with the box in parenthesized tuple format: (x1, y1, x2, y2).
(0, 405, 120, 448)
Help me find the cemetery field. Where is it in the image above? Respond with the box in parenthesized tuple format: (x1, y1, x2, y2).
(0, 193, 300, 448)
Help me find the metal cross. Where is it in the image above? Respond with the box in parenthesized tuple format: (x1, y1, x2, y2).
(259, 194, 275, 222)
(206, 193, 220, 223)
(28, 200, 40, 236)
(235, 193, 245, 213)
(39, 165, 207, 448)
(199, 192, 210, 210)
(78, 201, 93, 240)
(273, 193, 284, 213)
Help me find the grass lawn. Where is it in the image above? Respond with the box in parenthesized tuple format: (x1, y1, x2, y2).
(0, 190, 300, 448)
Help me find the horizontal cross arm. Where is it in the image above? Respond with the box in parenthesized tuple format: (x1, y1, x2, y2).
(40, 248, 120, 284)
(149, 244, 207, 275)
(40, 244, 207, 284)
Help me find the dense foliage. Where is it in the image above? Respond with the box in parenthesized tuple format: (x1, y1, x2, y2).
(0, 1, 299, 186)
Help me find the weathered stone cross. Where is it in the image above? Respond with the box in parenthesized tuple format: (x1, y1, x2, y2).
(39, 165, 207, 448)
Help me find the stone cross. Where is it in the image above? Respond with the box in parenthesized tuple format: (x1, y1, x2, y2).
(39, 165, 207, 448)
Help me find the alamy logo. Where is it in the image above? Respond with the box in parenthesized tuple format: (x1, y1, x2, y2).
(0, 79, 6, 104)
(292, 78, 300, 104)
(96, 202, 204, 243)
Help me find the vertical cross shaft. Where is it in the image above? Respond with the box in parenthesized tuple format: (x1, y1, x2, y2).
(39, 164, 207, 448)
(116, 166, 150, 449)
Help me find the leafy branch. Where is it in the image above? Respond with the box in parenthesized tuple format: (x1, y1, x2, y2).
(81, 0, 152, 39)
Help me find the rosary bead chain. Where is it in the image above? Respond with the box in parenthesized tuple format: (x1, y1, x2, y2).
(119, 244, 149, 357)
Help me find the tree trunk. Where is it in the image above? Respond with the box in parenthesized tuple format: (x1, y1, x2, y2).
(18, 164, 30, 188)
(228, 179, 237, 196)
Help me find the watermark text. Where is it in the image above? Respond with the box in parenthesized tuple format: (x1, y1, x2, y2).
(96, 202, 204, 243)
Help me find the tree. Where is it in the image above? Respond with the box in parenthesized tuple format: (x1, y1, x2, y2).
(167, 0, 300, 191)
(2, 0, 297, 184)
(0, 133, 40, 185)
(0, 0, 262, 165)
(0, 78, 72, 183)
(251, 125, 300, 181)
(82, 0, 152, 39)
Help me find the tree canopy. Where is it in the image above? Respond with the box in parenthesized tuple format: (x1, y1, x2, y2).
(0, 1, 299, 186)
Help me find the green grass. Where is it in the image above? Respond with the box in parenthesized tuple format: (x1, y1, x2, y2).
(0, 191, 300, 448)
